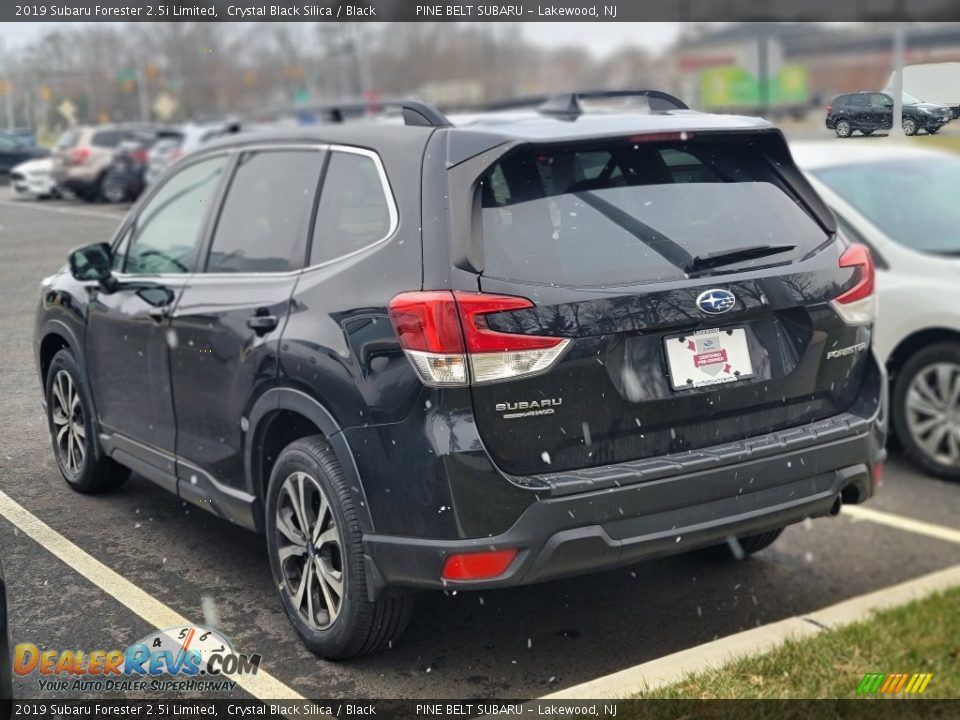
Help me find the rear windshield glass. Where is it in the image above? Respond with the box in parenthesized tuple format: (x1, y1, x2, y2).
(479, 138, 828, 287)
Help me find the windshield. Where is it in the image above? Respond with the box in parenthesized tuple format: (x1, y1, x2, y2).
(479, 138, 828, 287)
(902, 91, 922, 105)
(814, 157, 960, 254)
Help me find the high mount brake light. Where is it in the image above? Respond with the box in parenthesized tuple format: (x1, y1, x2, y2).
(387, 291, 570, 386)
(832, 243, 876, 325)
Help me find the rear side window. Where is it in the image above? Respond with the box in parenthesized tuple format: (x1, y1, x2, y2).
(479, 138, 828, 288)
(92, 130, 123, 148)
(206, 150, 324, 273)
(310, 150, 393, 265)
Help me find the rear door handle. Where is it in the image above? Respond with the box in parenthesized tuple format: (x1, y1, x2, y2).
(247, 313, 279, 335)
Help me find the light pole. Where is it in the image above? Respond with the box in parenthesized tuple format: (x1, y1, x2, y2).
(891, 23, 906, 137)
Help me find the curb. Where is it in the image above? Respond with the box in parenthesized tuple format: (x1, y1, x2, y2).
(542, 562, 960, 700)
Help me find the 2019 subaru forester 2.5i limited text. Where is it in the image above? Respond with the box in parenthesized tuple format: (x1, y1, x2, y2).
(35, 92, 885, 659)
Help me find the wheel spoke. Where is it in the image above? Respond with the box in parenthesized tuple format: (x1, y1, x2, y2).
(915, 373, 945, 409)
(317, 559, 344, 597)
(316, 560, 341, 622)
(316, 526, 339, 548)
(305, 563, 317, 628)
(918, 423, 949, 455)
(73, 422, 85, 440)
(285, 478, 309, 537)
(277, 543, 307, 562)
(276, 509, 306, 546)
(907, 389, 942, 418)
(293, 561, 311, 610)
(312, 493, 330, 544)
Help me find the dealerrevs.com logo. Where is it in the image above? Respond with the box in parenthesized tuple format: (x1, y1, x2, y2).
(15, 625, 261, 693)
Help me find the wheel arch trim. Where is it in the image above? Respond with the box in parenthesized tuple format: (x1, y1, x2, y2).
(244, 387, 375, 534)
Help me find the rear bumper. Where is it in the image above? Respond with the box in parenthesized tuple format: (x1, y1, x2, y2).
(364, 428, 881, 595)
(362, 353, 886, 597)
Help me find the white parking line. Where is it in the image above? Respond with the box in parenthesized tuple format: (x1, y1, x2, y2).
(843, 505, 960, 545)
(0, 198, 126, 222)
(0, 489, 305, 702)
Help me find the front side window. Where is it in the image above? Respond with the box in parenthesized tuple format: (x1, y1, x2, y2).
(123, 155, 228, 275)
(310, 151, 393, 266)
(205, 150, 324, 273)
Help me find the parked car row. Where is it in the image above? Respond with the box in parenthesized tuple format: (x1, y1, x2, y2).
(9, 119, 244, 204)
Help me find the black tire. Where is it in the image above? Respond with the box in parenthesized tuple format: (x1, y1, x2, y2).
(835, 120, 853, 138)
(861, 129, 874, 136)
(45, 349, 130, 493)
(101, 173, 127, 203)
(265, 436, 414, 659)
(927, 127, 939, 135)
(892, 342, 960, 481)
(695, 528, 784, 560)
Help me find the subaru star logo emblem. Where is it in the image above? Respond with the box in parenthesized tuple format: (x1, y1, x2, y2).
(696, 289, 736, 315)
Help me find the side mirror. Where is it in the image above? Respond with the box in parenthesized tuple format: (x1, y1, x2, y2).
(69, 243, 117, 292)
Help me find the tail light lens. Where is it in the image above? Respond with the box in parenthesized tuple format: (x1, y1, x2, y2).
(69, 148, 90, 166)
(826, 104, 833, 113)
(132, 148, 149, 165)
(388, 291, 570, 386)
(832, 243, 876, 325)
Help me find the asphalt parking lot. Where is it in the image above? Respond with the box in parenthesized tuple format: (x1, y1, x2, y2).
(0, 188, 958, 701)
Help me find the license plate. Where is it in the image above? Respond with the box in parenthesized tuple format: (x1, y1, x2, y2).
(664, 328, 753, 390)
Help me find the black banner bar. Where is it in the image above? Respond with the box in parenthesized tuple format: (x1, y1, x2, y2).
(4, 699, 960, 720)
(7, 0, 960, 23)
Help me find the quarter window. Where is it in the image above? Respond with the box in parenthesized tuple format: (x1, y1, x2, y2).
(310, 151, 393, 265)
(123, 155, 228, 275)
(205, 150, 324, 273)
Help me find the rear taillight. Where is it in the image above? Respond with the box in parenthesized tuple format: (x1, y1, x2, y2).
(132, 148, 149, 164)
(387, 291, 570, 386)
(832, 243, 876, 325)
(826, 104, 833, 113)
(69, 148, 90, 166)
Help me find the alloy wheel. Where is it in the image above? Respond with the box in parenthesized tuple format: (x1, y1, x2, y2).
(903, 118, 917, 135)
(275, 471, 345, 630)
(905, 362, 960, 468)
(51, 369, 85, 474)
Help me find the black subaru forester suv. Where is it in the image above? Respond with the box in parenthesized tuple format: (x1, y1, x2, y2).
(35, 92, 885, 659)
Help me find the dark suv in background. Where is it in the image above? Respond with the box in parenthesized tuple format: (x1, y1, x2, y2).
(826, 91, 952, 137)
(35, 91, 885, 659)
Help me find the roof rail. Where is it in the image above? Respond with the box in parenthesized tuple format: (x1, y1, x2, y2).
(539, 90, 689, 117)
(255, 97, 452, 128)
(324, 98, 450, 127)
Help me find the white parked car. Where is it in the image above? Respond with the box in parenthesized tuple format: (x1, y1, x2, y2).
(9, 156, 59, 199)
(793, 142, 960, 480)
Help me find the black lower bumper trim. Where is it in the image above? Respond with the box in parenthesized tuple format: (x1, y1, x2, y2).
(363, 427, 879, 597)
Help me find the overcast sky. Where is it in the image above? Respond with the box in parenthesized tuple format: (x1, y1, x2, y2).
(0, 21, 683, 57)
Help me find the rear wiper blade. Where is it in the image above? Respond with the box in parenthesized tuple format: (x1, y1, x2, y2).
(687, 244, 796, 273)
